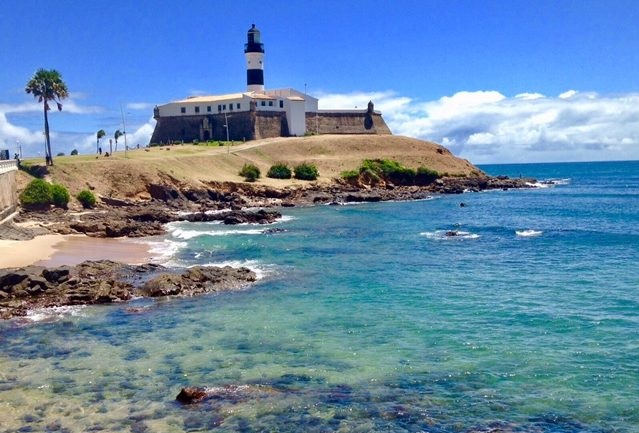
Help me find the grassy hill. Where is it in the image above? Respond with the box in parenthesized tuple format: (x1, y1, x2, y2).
(18, 135, 483, 200)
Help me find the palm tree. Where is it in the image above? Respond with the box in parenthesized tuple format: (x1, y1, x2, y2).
(114, 130, 123, 152)
(96, 129, 106, 154)
(25, 68, 69, 166)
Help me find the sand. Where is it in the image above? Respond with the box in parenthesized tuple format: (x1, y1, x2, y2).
(0, 234, 154, 268)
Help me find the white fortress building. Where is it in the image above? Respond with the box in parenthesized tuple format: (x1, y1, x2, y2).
(150, 25, 390, 144)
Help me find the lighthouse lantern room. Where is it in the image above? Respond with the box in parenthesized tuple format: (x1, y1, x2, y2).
(245, 24, 265, 92)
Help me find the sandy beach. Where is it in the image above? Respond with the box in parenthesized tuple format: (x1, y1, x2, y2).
(0, 234, 154, 268)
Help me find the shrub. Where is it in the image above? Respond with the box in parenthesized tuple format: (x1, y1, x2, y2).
(415, 166, 440, 185)
(50, 184, 70, 208)
(294, 163, 319, 181)
(267, 163, 292, 179)
(340, 169, 359, 182)
(70, 149, 78, 156)
(360, 159, 415, 185)
(77, 190, 97, 208)
(56, 152, 65, 157)
(239, 163, 260, 182)
(19, 179, 53, 208)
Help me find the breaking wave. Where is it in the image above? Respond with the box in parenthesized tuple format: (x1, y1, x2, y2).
(516, 229, 543, 237)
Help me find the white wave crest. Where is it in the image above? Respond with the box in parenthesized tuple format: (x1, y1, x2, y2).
(516, 229, 543, 237)
(25, 305, 87, 323)
(147, 239, 188, 262)
(420, 230, 480, 240)
(527, 178, 571, 188)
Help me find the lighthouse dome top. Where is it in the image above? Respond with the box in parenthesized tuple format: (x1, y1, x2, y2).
(245, 24, 264, 53)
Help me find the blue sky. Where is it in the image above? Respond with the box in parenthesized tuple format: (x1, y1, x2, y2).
(1, 0, 639, 163)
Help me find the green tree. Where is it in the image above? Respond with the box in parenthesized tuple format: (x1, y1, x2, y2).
(114, 130, 123, 152)
(25, 68, 69, 166)
(96, 129, 106, 153)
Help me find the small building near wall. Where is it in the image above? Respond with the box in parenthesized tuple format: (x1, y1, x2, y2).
(149, 25, 390, 144)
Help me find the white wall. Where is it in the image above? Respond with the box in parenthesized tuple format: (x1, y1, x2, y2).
(158, 97, 250, 116)
(286, 99, 306, 136)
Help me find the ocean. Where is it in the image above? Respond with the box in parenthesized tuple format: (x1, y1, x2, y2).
(1, 160, 638, 432)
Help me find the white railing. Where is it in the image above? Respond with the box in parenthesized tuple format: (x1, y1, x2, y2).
(0, 160, 18, 175)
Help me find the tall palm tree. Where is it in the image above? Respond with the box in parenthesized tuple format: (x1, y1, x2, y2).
(96, 129, 106, 153)
(114, 130, 123, 152)
(25, 68, 69, 166)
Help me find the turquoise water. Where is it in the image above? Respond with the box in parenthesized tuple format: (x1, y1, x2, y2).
(1, 161, 638, 432)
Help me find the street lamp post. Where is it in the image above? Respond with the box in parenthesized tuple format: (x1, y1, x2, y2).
(120, 104, 128, 158)
(224, 112, 230, 154)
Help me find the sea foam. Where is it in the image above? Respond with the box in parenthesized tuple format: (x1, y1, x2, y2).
(516, 229, 543, 237)
(420, 230, 480, 240)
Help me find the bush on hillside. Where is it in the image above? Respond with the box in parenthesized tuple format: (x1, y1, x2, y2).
(50, 184, 70, 208)
(340, 169, 359, 183)
(294, 163, 319, 181)
(77, 190, 97, 209)
(19, 179, 53, 209)
(415, 166, 440, 185)
(267, 163, 292, 179)
(361, 159, 415, 185)
(239, 163, 261, 182)
(70, 149, 78, 156)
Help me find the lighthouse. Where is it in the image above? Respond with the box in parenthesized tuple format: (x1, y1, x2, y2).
(245, 24, 265, 92)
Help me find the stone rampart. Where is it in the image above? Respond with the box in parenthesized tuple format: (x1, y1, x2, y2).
(151, 112, 257, 144)
(151, 111, 291, 144)
(0, 160, 18, 223)
(254, 111, 288, 139)
(151, 108, 391, 144)
(305, 111, 391, 135)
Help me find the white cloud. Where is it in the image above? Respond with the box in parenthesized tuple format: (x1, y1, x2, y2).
(127, 102, 155, 111)
(318, 89, 639, 163)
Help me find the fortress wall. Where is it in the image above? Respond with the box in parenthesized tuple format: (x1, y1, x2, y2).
(0, 161, 18, 222)
(151, 112, 257, 143)
(150, 110, 391, 144)
(253, 111, 288, 140)
(305, 112, 392, 135)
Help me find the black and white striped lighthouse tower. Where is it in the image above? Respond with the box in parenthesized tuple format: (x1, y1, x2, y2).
(245, 24, 265, 92)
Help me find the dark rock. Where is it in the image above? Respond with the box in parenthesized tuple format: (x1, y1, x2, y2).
(42, 268, 70, 284)
(176, 387, 208, 404)
(100, 196, 135, 207)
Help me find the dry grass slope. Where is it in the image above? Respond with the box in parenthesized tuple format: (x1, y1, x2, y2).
(18, 135, 482, 200)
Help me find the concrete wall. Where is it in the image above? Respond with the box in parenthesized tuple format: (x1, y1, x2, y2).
(0, 160, 18, 222)
(305, 111, 392, 135)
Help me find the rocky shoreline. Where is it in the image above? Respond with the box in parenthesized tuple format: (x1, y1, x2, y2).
(0, 260, 257, 320)
(9, 174, 534, 240)
(0, 175, 535, 319)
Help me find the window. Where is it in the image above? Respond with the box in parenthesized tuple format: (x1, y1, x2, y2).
(279, 100, 284, 108)
(268, 101, 273, 107)
(180, 107, 186, 114)
(261, 101, 266, 106)
(194, 106, 200, 113)
(229, 103, 233, 111)
(223, 104, 226, 110)
(218, 105, 222, 112)
(207, 106, 211, 112)
(237, 103, 241, 109)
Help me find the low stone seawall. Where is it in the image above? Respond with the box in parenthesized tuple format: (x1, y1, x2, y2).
(305, 111, 392, 135)
(0, 160, 18, 223)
